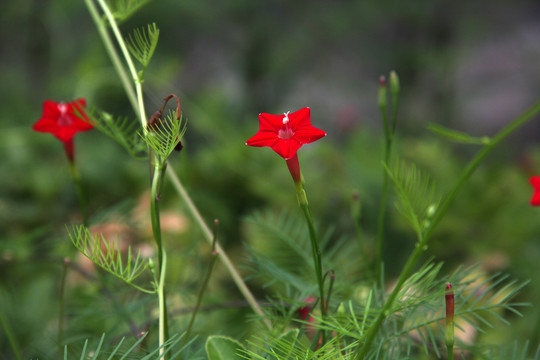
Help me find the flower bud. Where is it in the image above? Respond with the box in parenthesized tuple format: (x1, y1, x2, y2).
(378, 75, 387, 110)
(389, 71, 400, 95)
(445, 283, 455, 350)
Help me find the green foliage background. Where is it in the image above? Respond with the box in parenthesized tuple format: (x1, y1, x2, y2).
(1, 0, 540, 358)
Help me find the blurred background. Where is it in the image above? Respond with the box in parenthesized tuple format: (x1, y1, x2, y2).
(2, 0, 540, 358)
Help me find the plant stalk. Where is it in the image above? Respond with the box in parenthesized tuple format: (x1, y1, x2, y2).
(150, 159, 169, 355)
(83, 0, 138, 114)
(95, 0, 147, 127)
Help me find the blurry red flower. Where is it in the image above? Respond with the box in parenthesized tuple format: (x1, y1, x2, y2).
(33, 99, 93, 143)
(530, 176, 540, 206)
(297, 295, 316, 322)
(246, 107, 326, 160)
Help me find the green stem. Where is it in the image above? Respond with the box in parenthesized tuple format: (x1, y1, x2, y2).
(83, 0, 138, 114)
(354, 233, 426, 359)
(354, 98, 540, 359)
(150, 159, 169, 355)
(157, 249, 168, 358)
(68, 161, 88, 227)
(165, 166, 271, 330)
(95, 0, 147, 127)
(447, 344, 454, 360)
(57, 259, 69, 360)
(375, 105, 392, 285)
(183, 239, 219, 349)
(295, 180, 326, 345)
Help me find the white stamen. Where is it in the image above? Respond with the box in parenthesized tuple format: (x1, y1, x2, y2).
(282, 111, 290, 124)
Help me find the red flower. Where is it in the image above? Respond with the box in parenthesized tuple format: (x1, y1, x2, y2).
(246, 107, 326, 160)
(530, 176, 540, 206)
(33, 99, 92, 142)
(33, 99, 93, 162)
(297, 295, 317, 322)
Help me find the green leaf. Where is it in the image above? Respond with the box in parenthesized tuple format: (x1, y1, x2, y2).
(141, 109, 187, 160)
(86, 107, 147, 159)
(127, 23, 159, 70)
(267, 329, 300, 360)
(109, 0, 153, 22)
(206, 335, 247, 360)
(385, 160, 440, 237)
(428, 123, 491, 145)
(67, 224, 154, 294)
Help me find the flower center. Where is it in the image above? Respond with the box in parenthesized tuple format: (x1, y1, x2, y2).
(278, 127, 294, 139)
(57, 103, 72, 126)
(278, 111, 294, 139)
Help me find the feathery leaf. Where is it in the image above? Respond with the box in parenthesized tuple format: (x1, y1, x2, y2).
(109, 0, 153, 22)
(67, 224, 154, 294)
(141, 109, 186, 160)
(384, 160, 440, 237)
(85, 107, 147, 158)
(127, 23, 159, 71)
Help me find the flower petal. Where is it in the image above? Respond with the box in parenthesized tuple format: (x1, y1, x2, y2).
(530, 176, 540, 206)
(258, 112, 285, 132)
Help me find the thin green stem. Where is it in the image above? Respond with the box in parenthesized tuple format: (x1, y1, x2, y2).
(295, 179, 326, 345)
(83, 0, 138, 114)
(300, 204, 325, 311)
(375, 105, 392, 285)
(354, 98, 540, 359)
(95, 0, 147, 127)
(182, 235, 219, 349)
(165, 166, 272, 330)
(150, 159, 169, 355)
(157, 248, 168, 358)
(354, 232, 426, 359)
(57, 259, 69, 360)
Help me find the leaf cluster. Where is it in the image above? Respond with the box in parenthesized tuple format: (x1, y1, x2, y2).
(68, 224, 154, 294)
(141, 109, 187, 160)
(385, 160, 440, 238)
(86, 107, 147, 158)
(314, 264, 529, 359)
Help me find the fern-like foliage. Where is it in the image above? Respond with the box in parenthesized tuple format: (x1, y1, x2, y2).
(385, 160, 440, 237)
(140, 109, 187, 160)
(64, 332, 189, 359)
(68, 224, 154, 294)
(243, 209, 331, 295)
(108, 0, 153, 23)
(127, 23, 159, 73)
(311, 263, 529, 359)
(86, 107, 147, 159)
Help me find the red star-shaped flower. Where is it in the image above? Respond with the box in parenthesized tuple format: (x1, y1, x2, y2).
(530, 176, 540, 206)
(246, 107, 326, 160)
(33, 99, 93, 143)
